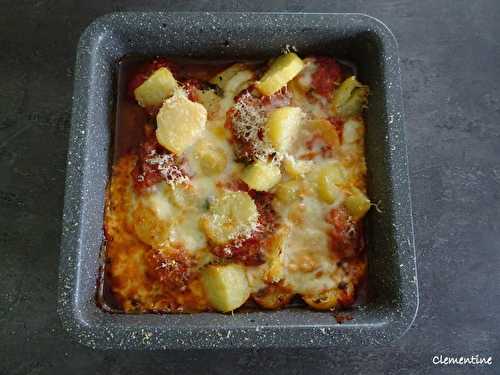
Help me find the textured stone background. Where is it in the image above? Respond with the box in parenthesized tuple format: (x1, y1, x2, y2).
(0, 1, 499, 374)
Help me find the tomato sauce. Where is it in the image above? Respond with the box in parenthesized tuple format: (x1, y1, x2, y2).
(130, 127, 191, 193)
(145, 248, 194, 291)
(225, 87, 291, 162)
(326, 207, 365, 259)
(311, 57, 342, 97)
(210, 191, 278, 266)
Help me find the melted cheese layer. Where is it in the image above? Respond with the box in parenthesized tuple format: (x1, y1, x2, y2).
(103, 56, 368, 313)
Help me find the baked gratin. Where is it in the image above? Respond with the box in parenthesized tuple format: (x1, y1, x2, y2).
(102, 52, 371, 313)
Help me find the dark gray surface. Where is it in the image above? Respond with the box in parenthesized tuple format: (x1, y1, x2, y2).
(59, 11, 417, 350)
(0, 0, 498, 373)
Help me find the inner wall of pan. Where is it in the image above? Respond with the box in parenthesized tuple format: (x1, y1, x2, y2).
(92, 26, 400, 314)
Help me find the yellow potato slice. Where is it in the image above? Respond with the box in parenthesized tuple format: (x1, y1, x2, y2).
(344, 186, 371, 220)
(201, 264, 250, 313)
(317, 182, 344, 206)
(210, 63, 248, 90)
(165, 184, 196, 209)
(134, 67, 178, 107)
(201, 190, 258, 245)
(283, 157, 313, 178)
(307, 119, 340, 148)
(131, 202, 171, 248)
(197, 89, 221, 115)
(193, 141, 227, 176)
(224, 70, 254, 97)
(275, 180, 303, 203)
(315, 162, 348, 204)
(156, 94, 207, 154)
(211, 64, 255, 114)
(331, 76, 369, 117)
(256, 53, 305, 96)
(241, 160, 281, 191)
(265, 106, 303, 152)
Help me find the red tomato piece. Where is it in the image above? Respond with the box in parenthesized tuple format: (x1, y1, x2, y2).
(311, 57, 342, 97)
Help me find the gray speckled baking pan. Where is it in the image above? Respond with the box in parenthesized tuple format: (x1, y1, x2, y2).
(58, 12, 418, 350)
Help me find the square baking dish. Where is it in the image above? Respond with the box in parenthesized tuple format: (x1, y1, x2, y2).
(58, 12, 418, 350)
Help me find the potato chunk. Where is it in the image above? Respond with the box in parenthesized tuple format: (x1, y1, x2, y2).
(315, 163, 348, 204)
(256, 53, 305, 96)
(265, 107, 303, 152)
(317, 183, 344, 206)
(193, 142, 227, 176)
(201, 264, 250, 312)
(134, 67, 178, 107)
(307, 119, 340, 148)
(344, 187, 371, 220)
(275, 180, 302, 203)
(131, 202, 171, 248)
(331, 76, 369, 117)
(241, 161, 281, 191)
(210, 63, 253, 97)
(197, 89, 221, 115)
(283, 157, 313, 178)
(202, 190, 258, 245)
(156, 94, 207, 154)
(338, 87, 369, 117)
(210, 63, 248, 90)
(224, 70, 254, 97)
(211, 64, 254, 114)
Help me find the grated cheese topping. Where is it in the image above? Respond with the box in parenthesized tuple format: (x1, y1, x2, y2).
(144, 150, 190, 188)
(231, 92, 282, 164)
